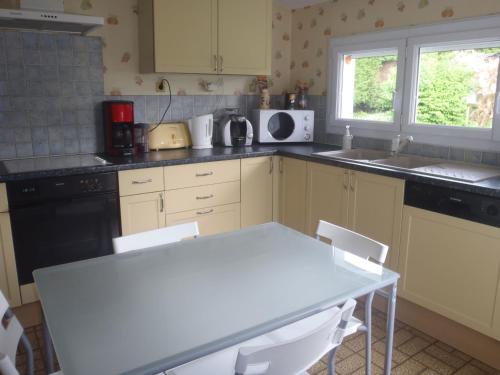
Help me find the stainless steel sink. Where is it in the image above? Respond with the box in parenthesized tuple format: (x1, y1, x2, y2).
(314, 149, 392, 161)
(369, 156, 441, 170)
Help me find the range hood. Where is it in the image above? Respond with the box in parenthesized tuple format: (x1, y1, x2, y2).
(0, 8, 104, 35)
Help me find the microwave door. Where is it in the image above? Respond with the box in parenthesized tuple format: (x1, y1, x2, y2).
(268, 112, 295, 141)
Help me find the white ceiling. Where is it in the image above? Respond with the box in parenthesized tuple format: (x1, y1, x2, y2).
(274, 0, 327, 10)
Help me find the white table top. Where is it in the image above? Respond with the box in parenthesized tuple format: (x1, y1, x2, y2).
(34, 223, 399, 375)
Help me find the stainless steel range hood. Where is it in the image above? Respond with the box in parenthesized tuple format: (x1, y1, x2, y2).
(0, 8, 104, 35)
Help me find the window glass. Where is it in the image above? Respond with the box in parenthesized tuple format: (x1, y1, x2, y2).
(340, 51, 398, 122)
(415, 45, 500, 128)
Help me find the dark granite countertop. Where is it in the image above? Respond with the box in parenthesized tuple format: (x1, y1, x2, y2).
(1, 143, 500, 199)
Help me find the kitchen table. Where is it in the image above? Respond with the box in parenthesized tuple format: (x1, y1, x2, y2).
(34, 222, 399, 375)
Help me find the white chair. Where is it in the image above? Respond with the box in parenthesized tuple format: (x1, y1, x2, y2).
(316, 220, 389, 375)
(166, 299, 357, 375)
(113, 222, 200, 254)
(0, 290, 63, 375)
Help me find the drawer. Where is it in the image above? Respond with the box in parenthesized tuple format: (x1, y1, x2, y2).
(0, 184, 7, 212)
(166, 203, 241, 236)
(119, 167, 164, 196)
(166, 181, 240, 214)
(164, 160, 240, 190)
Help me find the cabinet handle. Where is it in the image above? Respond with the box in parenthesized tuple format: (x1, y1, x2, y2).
(196, 194, 214, 200)
(350, 172, 355, 192)
(159, 193, 164, 213)
(132, 178, 152, 185)
(196, 172, 213, 177)
(343, 170, 348, 191)
(279, 158, 283, 174)
(269, 157, 273, 174)
(197, 209, 214, 215)
(219, 55, 223, 72)
(213, 54, 218, 72)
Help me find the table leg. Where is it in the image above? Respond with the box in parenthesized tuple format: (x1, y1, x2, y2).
(384, 282, 397, 375)
(42, 314, 55, 374)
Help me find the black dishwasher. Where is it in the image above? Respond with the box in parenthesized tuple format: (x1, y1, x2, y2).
(7, 172, 121, 286)
(405, 181, 500, 228)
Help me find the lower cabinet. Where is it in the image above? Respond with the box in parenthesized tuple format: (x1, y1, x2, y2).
(0, 212, 21, 306)
(399, 206, 500, 340)
(166, 203, 241, 236)
(305, 163, 349, 236)
(278, 157, 307, 233)
(304, 163, 404, 271)
(120, 192, 166, 236)
(241, 156, 273, 228)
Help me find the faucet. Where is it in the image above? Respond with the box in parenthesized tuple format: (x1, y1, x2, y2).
(391, 135, 414, 156)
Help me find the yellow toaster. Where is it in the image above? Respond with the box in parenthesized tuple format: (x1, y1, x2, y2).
(148, 123, 192, 151)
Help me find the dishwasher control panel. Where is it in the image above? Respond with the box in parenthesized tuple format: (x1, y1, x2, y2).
(405, 181, 500, 228)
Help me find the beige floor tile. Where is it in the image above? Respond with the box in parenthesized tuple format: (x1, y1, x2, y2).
(348, 364, 384, 375)
(424, 344, 467, 369)
(454, 364, 487, 375)
(398, 336, 432, 356)
(407, 327, 437, 343)
(393, 328, 415, 347)
(335, 353, 365, 375)
(392, 359, 426, 375)
(469, 360, 500, 374)
(371, 340, 409, 364)
(420, 370, 440, 375)
(358, 347, 396, 369)
(413, 352, 454, 375)
(371, 324, 387, 340)
(344, 334, 367, 352)
(335, 345, 356, 361)
(309, 360, 327, 374)
(434, 341, 455, 353)
(452, 349, 472, 362)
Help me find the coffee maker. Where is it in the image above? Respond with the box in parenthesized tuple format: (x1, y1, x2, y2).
(103, 101, 135, 156)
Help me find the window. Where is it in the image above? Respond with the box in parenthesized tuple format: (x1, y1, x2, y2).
(328, 16, 500, 147)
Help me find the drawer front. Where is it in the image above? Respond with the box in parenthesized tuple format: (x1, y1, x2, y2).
(166, 203, 241, 236)
(164, 160, 240, 190)
(166, 181, 240, 214)
(119, 167, 164, 196)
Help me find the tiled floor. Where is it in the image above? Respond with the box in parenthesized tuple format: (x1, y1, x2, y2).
(15, 306, 500, 375)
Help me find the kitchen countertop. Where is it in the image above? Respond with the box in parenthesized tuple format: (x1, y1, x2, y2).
(1, 143, 500, 199)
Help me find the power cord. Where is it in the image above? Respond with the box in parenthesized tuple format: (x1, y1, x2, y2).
(149, 78, 172, 133)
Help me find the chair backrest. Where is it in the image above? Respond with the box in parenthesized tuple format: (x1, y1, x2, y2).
(316, 220, 388, 264)
(234, 299, 356, 375)
(113, 222, 200, 254)
(0, 291, 22, 375)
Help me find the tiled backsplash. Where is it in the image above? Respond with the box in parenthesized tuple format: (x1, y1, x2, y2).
(0, 30, 104, 159)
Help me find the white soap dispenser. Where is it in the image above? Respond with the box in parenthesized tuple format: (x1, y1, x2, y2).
(343, 125, 353, 150)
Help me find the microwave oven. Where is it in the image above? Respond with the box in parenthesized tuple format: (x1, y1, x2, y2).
(252, 110, 314, 143)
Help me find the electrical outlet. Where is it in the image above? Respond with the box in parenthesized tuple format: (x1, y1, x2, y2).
(156, 78, 167, 93)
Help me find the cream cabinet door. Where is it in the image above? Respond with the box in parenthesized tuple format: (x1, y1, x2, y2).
(348, 171, 404, 271)
(120, 192, 166, 236)
(218, 0, 272, 75)
(279, 157, 307, 233)
(0, 213, 21, 307)
(305, 163, 349, 237)
(166, 204, 241, 236)
(241, 157, 273, 228)
(148, 0, 218, 74)
(399, 206, 500, 340)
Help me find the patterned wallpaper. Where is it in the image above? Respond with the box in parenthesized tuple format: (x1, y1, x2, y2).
(290, 0, 500, 95)
(62, 0, 292, 96)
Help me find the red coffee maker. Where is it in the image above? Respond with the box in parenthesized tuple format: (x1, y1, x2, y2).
(103, 101, 135, 156)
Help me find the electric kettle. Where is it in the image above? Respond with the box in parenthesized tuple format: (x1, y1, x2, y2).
(188, 114, 213, 149)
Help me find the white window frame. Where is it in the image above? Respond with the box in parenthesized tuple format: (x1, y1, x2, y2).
(326, 14, 500, 150)
(328, 39, 406, 133)
(402, 28, 500, 141)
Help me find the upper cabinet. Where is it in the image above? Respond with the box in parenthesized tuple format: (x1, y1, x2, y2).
(138, 0, 272, 75)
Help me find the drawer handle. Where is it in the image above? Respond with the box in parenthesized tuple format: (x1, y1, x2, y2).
(196, 172, 213, 177)
(132, 178, 153, 185)
(159, 193, 164, 213)
(197, 209, 214, 215)
(196, 194, 214, 200)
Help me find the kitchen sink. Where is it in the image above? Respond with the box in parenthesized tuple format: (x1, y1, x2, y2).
(369, 156, 441, 170)
(314, 149, 392, 161)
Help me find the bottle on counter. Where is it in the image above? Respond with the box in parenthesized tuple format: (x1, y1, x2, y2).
(342, 125, 353, 150)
